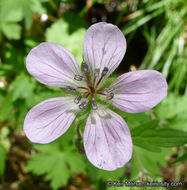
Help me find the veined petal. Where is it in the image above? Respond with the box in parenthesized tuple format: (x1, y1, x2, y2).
(84, 22, 126, 75)
(84, 108, 133, 171)
(112, 70, 168, 113)
(24, 97, 79, 144)
(26, 42, 84, 88)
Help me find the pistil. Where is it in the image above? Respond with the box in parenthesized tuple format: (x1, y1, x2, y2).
(69, 64, 114, 110)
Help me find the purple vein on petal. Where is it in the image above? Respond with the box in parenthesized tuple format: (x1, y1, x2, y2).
(47, 113, 72, 138)
(36, 110, 66, 130)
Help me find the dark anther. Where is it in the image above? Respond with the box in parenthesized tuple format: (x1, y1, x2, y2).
(91, 100, 98, 110)
(74, 75, 84, 81)
(94, 69, 100, 77)
(74, 95, 82, 104)
(82, 64, 89, 73)
(102, 67, 109, 76)
(79, 101, 88, 109)
(105, 87, 114, 93)
(66, 86, 76, 93)
(106, 93, 114, 100)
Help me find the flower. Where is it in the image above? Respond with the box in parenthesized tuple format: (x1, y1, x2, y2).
(24, 22, 168, 171)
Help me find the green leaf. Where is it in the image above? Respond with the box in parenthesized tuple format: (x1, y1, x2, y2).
(31, 0, 46, 14)
(116, 111, 152, 129)
(21, 0, 33, 29)
(10, 73, 35, 104)
(45, 153, 70, 190)
(0, 127, 10, 175)
(130, 120, 161, 152)
(0, 91, 13, 121)
(155, 93, 187, 120)
(0, 143, 7, 175)
(27, 142, 86, 190)
(0, 0, 23, 22)
(133, 138, 161, 152)
(27, 152, 70, 189)
(33, 142, 60, 153)
(63, 12, 88, 33)
(131, 146, 176, 178)
(131, 120, 159, 137)
(133, 128, 187, 150)
(168, 115, 187, 132)
(1, 23, 21, 40)
(0, 127, 10, 151)
(65, 151, 86, 173)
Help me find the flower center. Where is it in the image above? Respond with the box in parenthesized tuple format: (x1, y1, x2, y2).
(66, 63, 114, 110)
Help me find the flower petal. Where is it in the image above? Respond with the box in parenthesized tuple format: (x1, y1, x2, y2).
(84, 108, 133, 171)
(112, 70, 168, 113)
(26, 42, 84, 88)
(84, 22, 126, 75)
(24, 97, 79, 144)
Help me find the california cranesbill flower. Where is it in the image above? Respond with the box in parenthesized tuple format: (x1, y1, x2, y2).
(24, 22, 167, 171)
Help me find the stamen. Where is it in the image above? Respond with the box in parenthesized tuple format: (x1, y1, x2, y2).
(94, 69, 100, 77)
(97, 87, 114, 93)
(91, 96, 98, 110)
(79, 93, 90, 109)
(106, 93, 114, 100)
(76, 86, 89, 91)
(95, 67, 109, 89)
(97, 92, 107, 96)
(96, 88, 105, 92)
(102, 67, 109, 76)
(74, 95, 82, 104)
(93, 69, 100, 87)
(82, 63, 92, 90)
(97, 92, 114, 100)
(66, 86, 76, 93)
(82, 64, 89, 74)
(74, 92, 89, 104)
(105, 87, 114, 93)
(74, 75, 84, 81)
(79, 101, 88, 109)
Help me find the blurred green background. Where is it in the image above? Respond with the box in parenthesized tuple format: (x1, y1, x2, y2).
(0, 0, 187, 189)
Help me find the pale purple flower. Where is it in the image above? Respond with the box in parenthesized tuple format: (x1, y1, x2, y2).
(24, 22, 168, 171)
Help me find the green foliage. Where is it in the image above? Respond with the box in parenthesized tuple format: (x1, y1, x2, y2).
(133, 128, 187, 149)
(27, 142, 86, 190)
(0, 0, 22, 39)
(155, 93, 187, 131)
(0, 0, 187, 189)
(11, 73, 36, 103)
(0, 0, 46, 39)
(0, 128, 10, 175)
(131, 146, 176, 177)
(0, 143, 6, 175)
